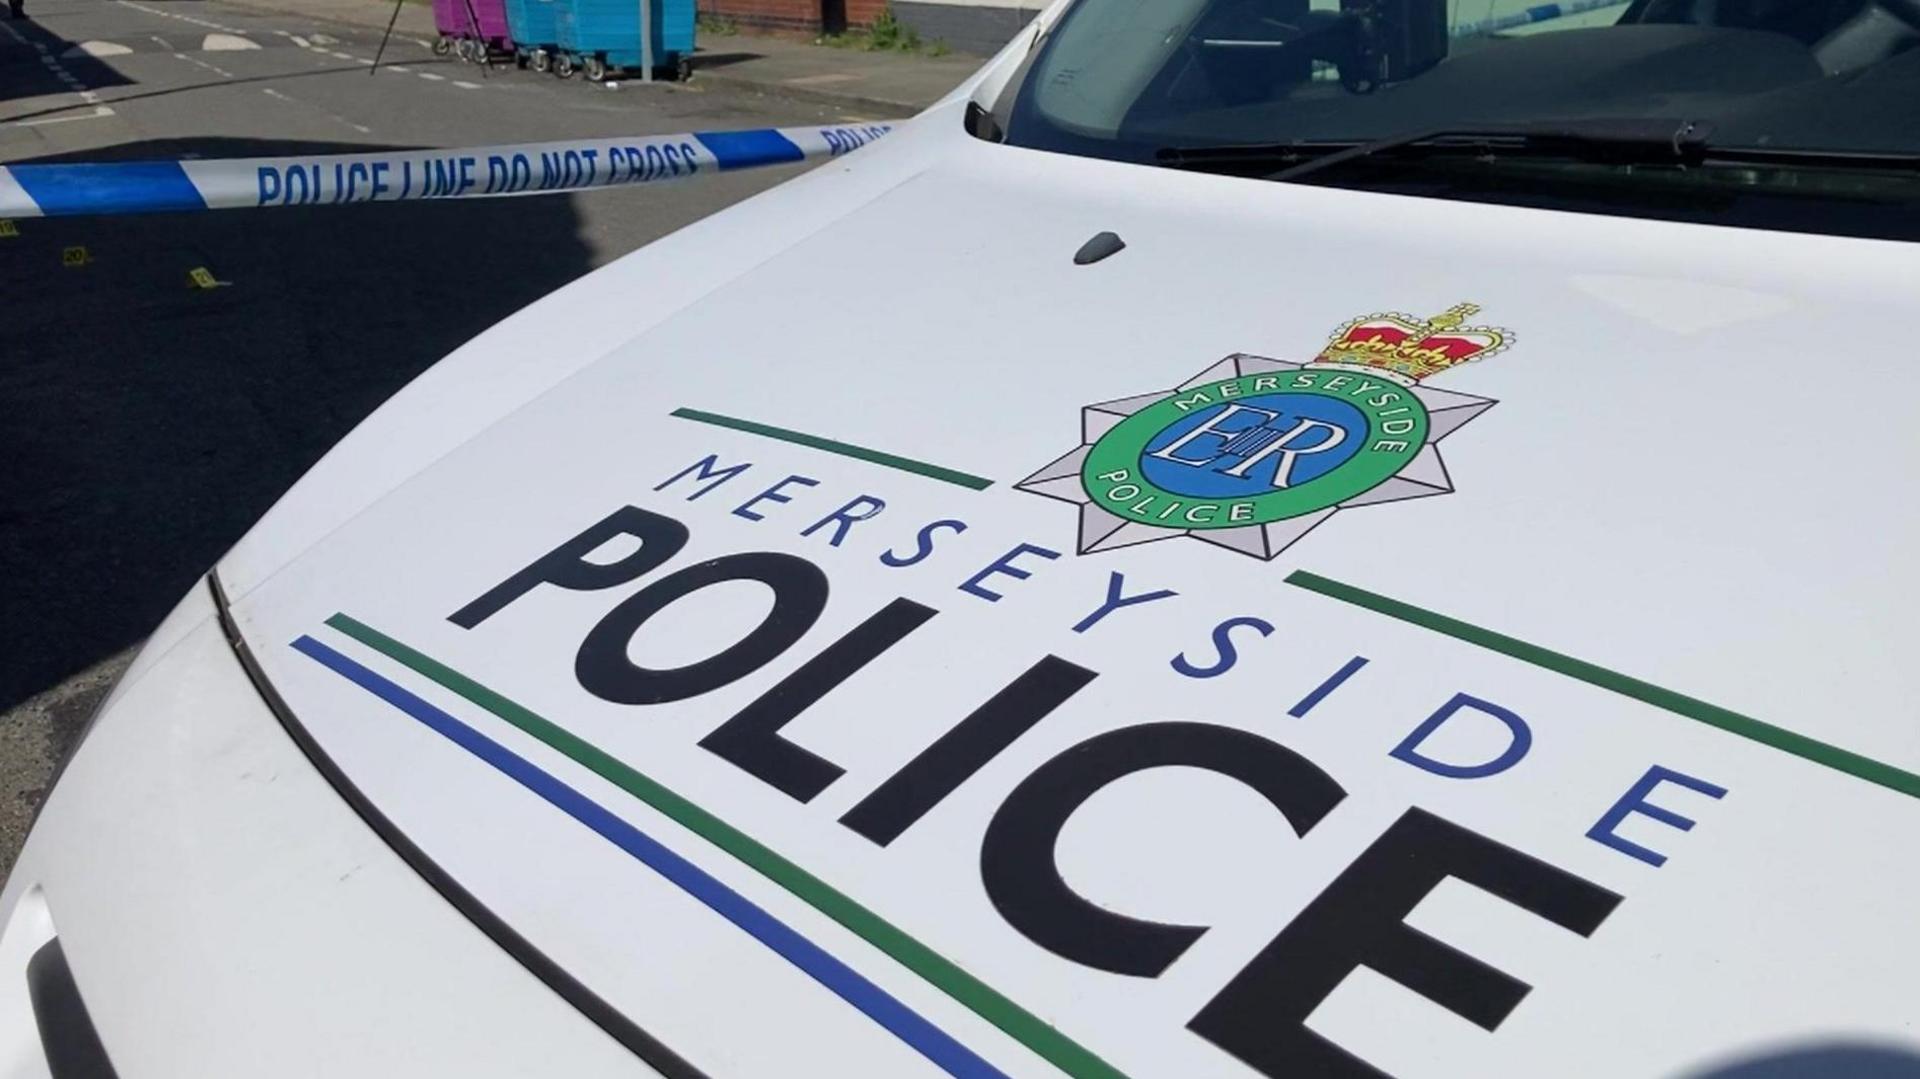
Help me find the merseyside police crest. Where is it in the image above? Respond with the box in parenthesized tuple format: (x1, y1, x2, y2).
(1018, 304, 1512, 559)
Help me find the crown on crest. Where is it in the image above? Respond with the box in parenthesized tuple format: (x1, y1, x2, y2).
(1312, 303, 1511, 383)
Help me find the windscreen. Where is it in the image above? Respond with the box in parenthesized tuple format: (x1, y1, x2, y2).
(1006, 0, 1920, 166)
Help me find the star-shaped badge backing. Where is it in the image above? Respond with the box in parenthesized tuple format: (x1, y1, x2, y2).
(1016, 354, 1496, 560)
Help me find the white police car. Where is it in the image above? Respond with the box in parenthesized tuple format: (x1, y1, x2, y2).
(8, 0, 1920, 1074)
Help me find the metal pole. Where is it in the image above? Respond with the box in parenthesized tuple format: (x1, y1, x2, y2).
(369, 0, 406, 74)
(639, 0, 653, 82)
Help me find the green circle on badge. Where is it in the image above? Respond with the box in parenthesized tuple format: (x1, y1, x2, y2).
(1081, 371, 1429, 529)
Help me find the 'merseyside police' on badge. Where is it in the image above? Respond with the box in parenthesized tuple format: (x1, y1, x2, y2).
(1018, 305, 1511, 560)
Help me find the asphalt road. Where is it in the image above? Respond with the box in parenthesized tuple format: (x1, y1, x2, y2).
(0, 0, 900, 876)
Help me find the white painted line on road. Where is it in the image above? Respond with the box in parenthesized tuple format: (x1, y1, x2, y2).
(63, 41, 134, 58)
(150, 34, 172, 49)
(174, 51, 235, 78)
(5, 18, 109, 110)
(416, 71, 445, 81)
(354, 57, 374, 65)
(202, 33, 259, 51)
(328, 50, 353, 60)
(291, 35, 309, 47)
(9, 105, 117, 128)
(259, 86, 374, 135)
(453, 80, 481, 89)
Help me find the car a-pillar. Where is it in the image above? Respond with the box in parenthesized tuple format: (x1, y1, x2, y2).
(451, 504, 1626, 1079)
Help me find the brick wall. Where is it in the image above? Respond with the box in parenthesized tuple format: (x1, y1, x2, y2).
(844, 0, 888, 26)
(698, 0, 890, 32)
(698, 0, 829, 34)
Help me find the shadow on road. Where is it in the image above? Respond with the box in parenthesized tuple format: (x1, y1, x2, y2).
(0, 136, 597, 712)
(0, 18, 137, 105)
(689, 50, 766, 72)
(2, 60, 388, 126)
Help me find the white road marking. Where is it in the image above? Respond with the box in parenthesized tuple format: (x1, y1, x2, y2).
(9, 105, 117, 128)
(63, 41, 134, 58)
(290, 35, 309, 47)
(453, 79, 480, 89)
(328, 50, 353, 59)
(1, 19, 103, 107)
(150, 34, 172, 49)
(174, 51, 234, 78)
(416, 71, 445, 81)
(201, 33, 259, 51)
(259, 86, 372, 134)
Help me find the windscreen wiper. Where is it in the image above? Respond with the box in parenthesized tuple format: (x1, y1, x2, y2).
(1156, 119, 1713, 180)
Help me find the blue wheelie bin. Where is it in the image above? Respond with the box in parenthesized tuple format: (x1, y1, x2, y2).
(552, 0, 693, 81)
(504, 0, 560, 70)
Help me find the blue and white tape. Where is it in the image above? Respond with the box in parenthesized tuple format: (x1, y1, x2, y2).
(0, 123, 892, 218)
(1451, 0, 1628, 37)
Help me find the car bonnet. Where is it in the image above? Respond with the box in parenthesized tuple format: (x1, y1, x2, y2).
(224, 138, 1920, 1078)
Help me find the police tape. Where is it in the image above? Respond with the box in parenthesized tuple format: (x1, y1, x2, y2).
(0, 123, 893, 218)
(1449, 0, 1626, 36)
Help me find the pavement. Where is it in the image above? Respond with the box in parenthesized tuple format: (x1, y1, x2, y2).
(0, 0, 978, 876)
(221, 0, 981, 113)
(686, 31, 981, 114)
